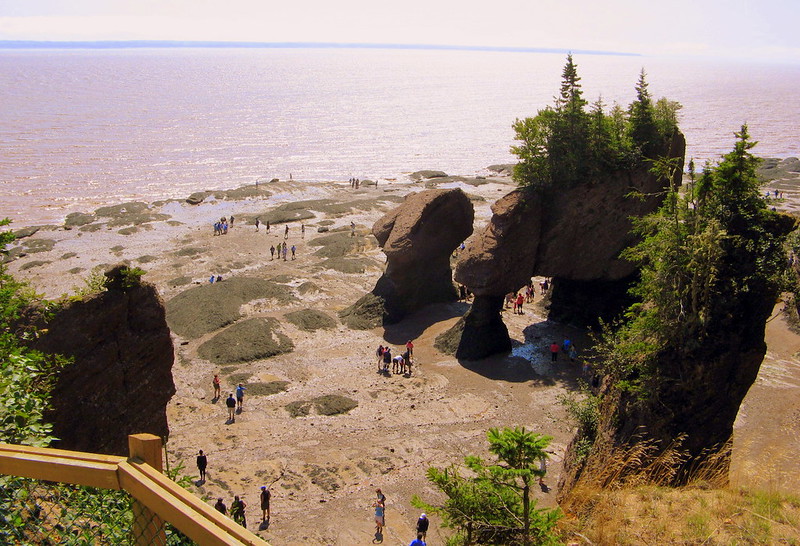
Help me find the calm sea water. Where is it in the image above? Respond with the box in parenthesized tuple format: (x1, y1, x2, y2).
(1, 48, 799, 226)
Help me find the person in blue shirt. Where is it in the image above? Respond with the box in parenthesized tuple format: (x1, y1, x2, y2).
(236, 383, 246, 410)
(409, 533, 426, 546)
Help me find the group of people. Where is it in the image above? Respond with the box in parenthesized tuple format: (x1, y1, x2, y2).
(254, 217, 270, 232)
(372, 488, 430, 545)
(549, 338, 577, 363)
(224, 383, 246, 422)
(213, 216, 234, 235)
(212, 485, 271, 528)
(504, 278, 549, 315)
(376, 340, 415, 376)
(270, 241, 295, 261)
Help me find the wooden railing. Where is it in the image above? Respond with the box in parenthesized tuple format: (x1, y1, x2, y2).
(0, 433, 269, 546)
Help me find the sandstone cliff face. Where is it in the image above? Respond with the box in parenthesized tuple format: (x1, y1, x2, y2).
(343, 188, 473, 327)
(558, 275, 779, 498)
(451, 133, 685, 358)
(36, 276, 175, 455)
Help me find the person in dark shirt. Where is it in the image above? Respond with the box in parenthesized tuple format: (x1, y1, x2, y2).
(416, 513, 429, 540)
(196, 449, 207, 481)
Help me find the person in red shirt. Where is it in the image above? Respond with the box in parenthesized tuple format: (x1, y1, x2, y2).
(515, 293, 525, 314)
(405, 340, 414, 357)
(550, 342, 560, 362)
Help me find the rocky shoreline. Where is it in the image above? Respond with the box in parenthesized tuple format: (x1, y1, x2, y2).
(3, 163, 800, 545)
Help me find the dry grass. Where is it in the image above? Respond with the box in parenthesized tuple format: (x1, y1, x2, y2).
(559, 439, 800, 545)
(559, 486, 800, 545)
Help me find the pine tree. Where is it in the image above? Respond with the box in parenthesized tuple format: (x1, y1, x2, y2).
(413, 427, 561, 545)
(628, 69, 659, 157)
(550, 54, 590, 185)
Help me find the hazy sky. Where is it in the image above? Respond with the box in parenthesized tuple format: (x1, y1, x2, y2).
(1, 0, 798, 62)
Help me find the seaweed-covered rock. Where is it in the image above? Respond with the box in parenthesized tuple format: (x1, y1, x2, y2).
(409, 170, 448, 181)
(285, 308, 337, 331)
(339, 293, 385, 330)
(165, 277, 296, 338)
(13, 226, 40, 239)
(186, 191, 210, 205)
(64, 212, 96, 229)
(197, 317, 294, 364)
(286, 395, 358, 418)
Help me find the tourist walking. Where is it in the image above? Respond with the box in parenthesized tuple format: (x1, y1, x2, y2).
(214, 498, 227, 515)
(282, 244, 288, 261)
(376, 345, 385, 371)
(236, 383, 246, 410)
(382, 348, 392, 373)
(373, 498, 385, 536)
(549, 342, 560, 362)
(226, 393, 236, 422)
(270, 245, 275, 260)
(291, 244, 296, 260)
(196, 449, 207, 482)
(284, 224, 289, 239)
(231, 495, 247, 527)
(416, 513, 429, 541)
(405, 339, 414, 358)
(255, 217, 260, 231)
(569, 344, 578, 362)
(212, 374, 221, 399)
(516, 292, 525, 314)
(260, 486, 271, 521)
(409, 533, 426, 546)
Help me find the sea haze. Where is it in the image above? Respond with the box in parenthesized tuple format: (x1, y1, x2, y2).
(1, 47, 798, 226)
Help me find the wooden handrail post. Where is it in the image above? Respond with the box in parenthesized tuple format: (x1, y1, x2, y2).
(129, 434, 166, 545)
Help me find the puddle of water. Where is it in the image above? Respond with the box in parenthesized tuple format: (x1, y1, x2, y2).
(512, 344, 557, 376)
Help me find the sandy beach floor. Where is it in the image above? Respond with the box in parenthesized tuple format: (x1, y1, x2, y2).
(5, 172, 800, 545)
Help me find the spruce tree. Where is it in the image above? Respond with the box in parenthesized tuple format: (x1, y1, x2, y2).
(550, 54, 590, 185)
(628, 69, 659, 157)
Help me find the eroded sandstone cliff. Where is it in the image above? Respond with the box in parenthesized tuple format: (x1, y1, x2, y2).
(341, 188, 473, 327)
(451, 133, 685, 359)
(35, 267, 175, 455)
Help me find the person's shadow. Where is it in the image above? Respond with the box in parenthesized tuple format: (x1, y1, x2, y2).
(236, 407, 243, 415)
(258, 519, 270, 531)
(372, 530, 383, 543)
(194, 478, 206, 487)
(212, 395, 220, 404)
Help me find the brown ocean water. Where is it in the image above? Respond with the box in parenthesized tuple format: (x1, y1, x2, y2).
(1, 48, 798, 227)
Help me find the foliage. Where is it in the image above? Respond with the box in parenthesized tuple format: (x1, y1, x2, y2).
(69, 267, 109, 299)
(0, 219, 63, 447)
(596, 125, 792, 393)
(0, 220, 194, 544)
(119, 266, 146, 289)
(557, 381, 600, 461)
(413, 427, 561, 545)
(512, 56, 681, 189)
(105, 265, 146, 291)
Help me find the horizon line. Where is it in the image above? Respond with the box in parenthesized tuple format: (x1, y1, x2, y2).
(0, 40, 641, 57)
